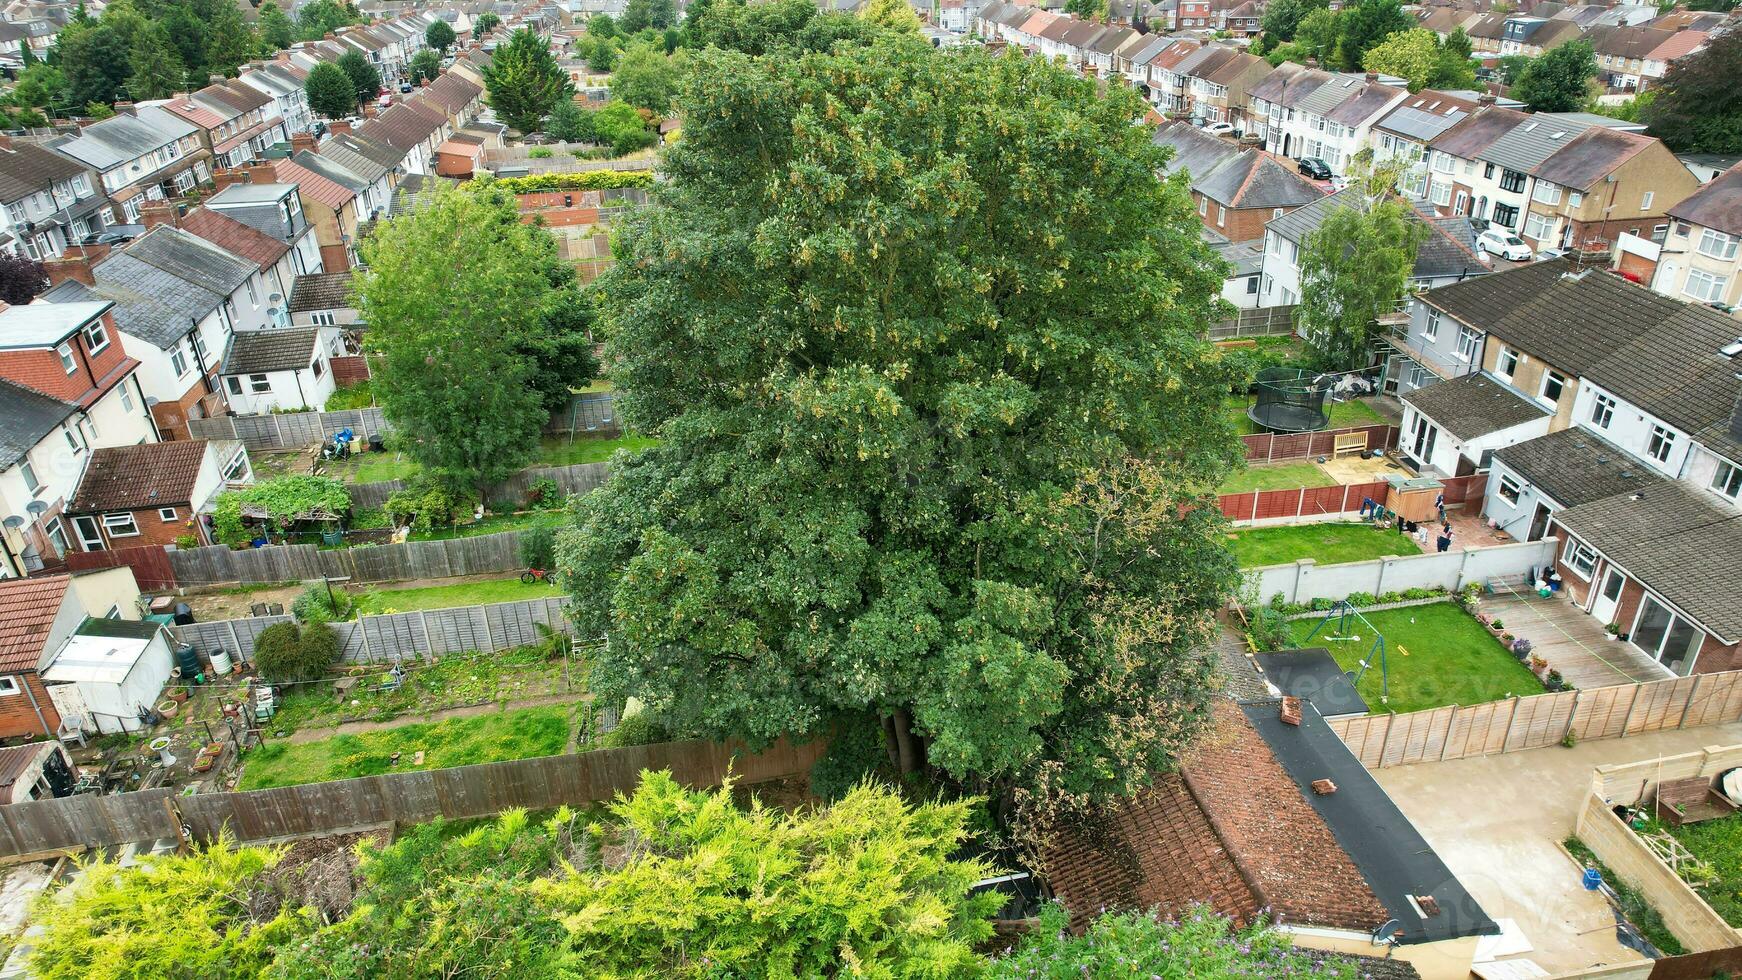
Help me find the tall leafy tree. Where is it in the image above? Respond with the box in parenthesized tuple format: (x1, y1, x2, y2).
(1294, 7, 1340, 61)
(1640, 31, 1742, 154)
(860, 0, 921, 31)
(1435, 26, 1477, 88)
(472, 11, 501, 35)
(1510, 39, 1596, 112)
(0, 254, 47, 304)
(607, 41, 680, 113)
(482, 28, 571, 134)
(619, 0, 675, 32)
(425, 18, 456, 53)
(127, 21, 185, 100)
(304, 61, 356, 118)
(1298, 167, 1426, 371)
(1361, 28, 1441, 90)
(564, 43, 1242, 832)
(1333, 0, 1412, 71)
(158, 3, 208, 79)
(685, 0, 878, 56)
(408, 47, 440, 84)
(294, 0, 357, 41)
(585, 35, 617, 72)
(257, 0, 295, 50)
(588, 12, 616, 37)
(13, 63, 65, 111)
(355, 184, 577, 492)
(336, 48, 379, 105)
(1259, 0, 1327, 43)
(56, 21, 130, 107)
(545, 98, 595, 142)
(203, 5, 257, 77)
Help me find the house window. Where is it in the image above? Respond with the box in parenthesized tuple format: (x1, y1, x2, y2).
(1430, 180, 1452, 207)
(56, 343, 75, 374)
(1523, 211, 1554, 242)
(1423, 309, 1440, 342)
(1272, 208, 1284, 219)
(21, 459, 40, 494)
(1697, 228, 1739, 260)
(225, 376, 243, 395)
(0, 677, 18, 697)
(1496, 347, 1520, 380)
(102, 513, 140, 537)
(1216, 205, 1225, 228)
(1498, 475, 1521, 506)
(1198, 197, 1207, 216)
(174, 171, 196, 194)
(246, 279, 259, 307)
(311, 358, 325, 380)
(1493, 203, 1520, 229)
(82, 320, 108, 354)
(158, 507, 178, 522)
(1531, 182, 1561, 205)
(310, 312, 336, 326)
(171, 344, 189, 377)
(1563, 538, 1597, 579)
(223, 449, 251, 483)
(1711, 460, 1742, 500)
(1591, 393, 1615, 429)
(1456, 324, 1479, 362)
(44, 518, 67, 558)
(64, 427, 84, 454)
(1499, 169, 1526, 193)
(1684, 268, 1730, 304)
(248, 374, 271, 393)
(1569, 191, 1583, 208)
(1640, 191, 1654, 210)
(1647, 424, 1676, 463)
(121, 383, 134, 413)
(1245, 276, 1258, 294)
(1539, 370, 1565, 406)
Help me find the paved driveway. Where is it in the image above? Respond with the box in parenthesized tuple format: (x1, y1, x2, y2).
(1373, 721, 1742, 975)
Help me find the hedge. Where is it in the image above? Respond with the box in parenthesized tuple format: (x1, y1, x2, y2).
(480, 170, 654, 194)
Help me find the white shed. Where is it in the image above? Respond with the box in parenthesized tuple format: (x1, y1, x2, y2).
(41, 620, 174, 735)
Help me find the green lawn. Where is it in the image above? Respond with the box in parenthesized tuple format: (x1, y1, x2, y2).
(535, 434, 659, 467)
(1289, 602, 1544, 713)
(353, 576, 561, 616)
(409, 510, 564, 543)
(1230, 522, 1422, 568)
(1226, 396, 1389, 436)
(1220, 461, 1336, 495)
(1657, 815, 1742, 929)
(238, 704, 572, 790)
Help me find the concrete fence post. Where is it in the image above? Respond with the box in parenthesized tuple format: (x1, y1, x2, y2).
(273, 414, 286, 449)
(419, 612, 437, 664)
(1455, 548, 1475, 591)
(1374, 556, 1390, 597)
(1297, 486, 1307, 519)
(1620, 686, 1640, 738)
(226, 621, 243, 663)
(1251, 489, 1261, 520)
(1376, 714, 1395, 768)
(1267, 434, 1275, 463)
(1339, 483, 1351, 515)
(1563, 690, 1582, 746)
(1678, 674, 1703, 729)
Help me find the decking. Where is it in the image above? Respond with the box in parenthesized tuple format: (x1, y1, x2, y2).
(1482, 588, 1669, 691)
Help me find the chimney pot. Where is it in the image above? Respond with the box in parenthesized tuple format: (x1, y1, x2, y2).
(1364, 71, 1378, 83)
(1280, 696, 1302, 726)
(1478, 93, 1497, 106)
(1311, 778, 1337, 795)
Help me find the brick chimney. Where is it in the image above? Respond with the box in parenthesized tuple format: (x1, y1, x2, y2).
(1477, 93, 1497, 107)
(1279, 696, 1302, 726)
(45, 243, 110, 287)
(140, 201, 179, 231)
(1364, 71, 1378, 83)
(327, 120, 353, 137)
(209, 74, 226, 85)
(291, 132, 318, 155)
(244, 161, 279, 184)
(211, 167, 248, 189)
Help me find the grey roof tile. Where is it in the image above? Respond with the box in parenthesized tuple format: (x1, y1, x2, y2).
(0, 378, 75, 471)
(1492, 427, 1664, 508)
(1402, 372, 1551, 440)
(223, 328, 321, 375)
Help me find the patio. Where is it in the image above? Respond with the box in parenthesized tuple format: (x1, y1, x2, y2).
(1480, 587, 1670, 691)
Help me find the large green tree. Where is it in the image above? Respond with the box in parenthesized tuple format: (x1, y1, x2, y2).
(563, 42, 1242, 832)
(607, 41, 681, 113)
(472, 11, 501, 35)
(126, 21, 184, 99)
(1333, 0, 1412, 71)
(203, 5, 257, 77)
(293, 0, 358, 41)
(482, 27, 571, 134)
(257, 0, 295, 50)
(860, 0, 921, 32)
(425, 18, 456, 53)
(1259, 0, 1328, 42)
(685, 0, 879, 55)
(335, 48, 379, 105)
(1362, 27, 1476, 91)
(619, 0, 675, 32)
(355, 184, 584, 492)
(1511, 39, 1597, 112)
(55, 20, 131, 107)
(1298, 168, 1427, 371)
(1640, 31, 1742, 154)
(408, 47, 440, 83)
(304, 60, 356, 118)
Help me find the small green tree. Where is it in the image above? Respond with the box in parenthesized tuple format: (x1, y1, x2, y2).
(588, 12, 616, 37)
(860, 0, 921, 32)
(482, 28, 572, 133)
(1298, 167, 1427, 371)
(251, 621, 305, 679)
(337, 48, 380, 106)
(545, 98, 595, 142)
(425, 19, 456, 53)
(990, 904, 1359, 978)
(519, 524, 557, 570)
(607, 41, 680, 113)
(408, 48, 440, 84)
(1361, 28, 1441, 90)
(592, 98, 654, 153)
(257, 1, 295, 50)
(619, 0, 675, 32)
(473, 11, 501, 35)
(305, 61, 356, 118)
(1294, 7, 1341, 60)
(13, 63, 64, 110)
(1259, 0, 1328, 42)
(1511, 39, 1597, 112)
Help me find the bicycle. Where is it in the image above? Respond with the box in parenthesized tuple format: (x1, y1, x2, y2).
(521, 568, 553, 585)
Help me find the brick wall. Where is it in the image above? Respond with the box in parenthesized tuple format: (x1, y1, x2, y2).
(318, 242, 351, 273)
(1558, 552, 1740, 675)
(74, 506, 195, 552)
(1197, 201, 1273, 243)
(0, 313, 130, 403)
(150, 380, 214, 442)
(0, 673, 61, 741)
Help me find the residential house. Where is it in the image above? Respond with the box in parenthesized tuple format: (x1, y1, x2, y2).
(178, 205, 303, 329)
(1083, 25, 1137, 77)
(0, 141, 113, 261)
(317, 132, 404, 210)
(1141, 39, 1202, 115)
(1177, 0, 1211, 29)
(203, 182, 324, 283)
(1042, 700, 1494, 978)
(1246, 61, 1331, 152)
(1398, 371, 1553, 476)
(153, 78, 288, 171)
(418, 70, 488, 135)
(1586, 25, 1671, 91)
(1370, 90, 1481, 202)
(64, 439, 249, 552)
(1262, 70, 1410, 176)
(0, 301, 154, 576)
(1153, 121, 1326, 242)
(1647, 161, 1742, 311)
(1518, 124, 1699, 254)
(355, 96, 452, 175)
(218, 327, 343, 413)
(0, 21, 28, 68)
(257, 156, 363, 271)
(0, 576, 97, 739)
(287, 272, 360, 327)
(1464, 12, 1511, 56)
(41, 228, 270, 440)
(47, 106, 210, 224)
(1496, 14, 1584, 56)
(1181, 46, 1270, 128)
(237, 60, 314, 138)
(1217, 0, 1261, 35)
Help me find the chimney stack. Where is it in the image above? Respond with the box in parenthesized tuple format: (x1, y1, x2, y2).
(291, 132, 318, 155)
(140, 202, 178, 231)
(1280, 696, 1302, 726)
(244, 161, 279, 185)
(327, 119, 353, 137)
(1477, 93, 1496, 107)
(44, 243, 110, 288)
(1364, 71, 1378, 83)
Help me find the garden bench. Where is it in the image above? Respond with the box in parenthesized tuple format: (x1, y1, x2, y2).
(1655, 776, 1738, 827)
(1333, 431, 1368, 457)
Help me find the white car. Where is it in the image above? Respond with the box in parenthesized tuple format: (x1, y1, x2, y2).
(1476, 227, 1533, 262)
(1204, 121, 1237, 136)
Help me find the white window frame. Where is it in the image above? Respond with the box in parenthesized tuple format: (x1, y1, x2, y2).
(1647, 424, 1676, 463)
(1683, 268, 1730, 304)
(82, 320, 108, 354)
(1710, 459, 1742, 501)
(0, 677, 19, 697)
(1590, 393, 1615, 429)
(1498, 475, 1521, 506)
(1640, 190, 1654, 211)
(1523, 210, 1554, 242)
(1423, 309, 1441, 342)
(157, 507, 178, 522)
(171, 344, 190, 378)
(56, 342, 75, 374)
(1539, 370, 1566, 407)
(1496, 346, 1520, 381)
(102, 512, 140, 537)
(248, 374, 272, 394)
(20, 459, 39, 494)
(1563, 538, 1597, 579)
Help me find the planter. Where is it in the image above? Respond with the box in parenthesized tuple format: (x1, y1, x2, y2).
(156, 699, 179, 719)
(167, 687, 189, 704)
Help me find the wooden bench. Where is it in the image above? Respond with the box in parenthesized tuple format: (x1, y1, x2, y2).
(1655, 776, 1739, 827)
(1333, 431, 1369, 457)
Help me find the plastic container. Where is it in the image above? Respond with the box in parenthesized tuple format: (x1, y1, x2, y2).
(209, 649, 233, 676)
(174, 643, 201, 678)
(1582, 868, 1603, 891)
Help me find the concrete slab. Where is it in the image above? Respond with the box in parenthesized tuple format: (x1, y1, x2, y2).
(1373, 722, 1742, 975)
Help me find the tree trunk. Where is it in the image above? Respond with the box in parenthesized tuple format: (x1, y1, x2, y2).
(882, 714, 901, 770)
(892, 707, 921, 775)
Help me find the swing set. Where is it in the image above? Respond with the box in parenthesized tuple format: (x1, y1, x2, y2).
(1299, 600, 1392, 705)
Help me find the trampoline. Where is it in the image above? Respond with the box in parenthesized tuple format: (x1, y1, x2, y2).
(1247, 366, 1333, 433)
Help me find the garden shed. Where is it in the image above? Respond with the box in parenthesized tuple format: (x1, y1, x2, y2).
(41, 619, 174, 735)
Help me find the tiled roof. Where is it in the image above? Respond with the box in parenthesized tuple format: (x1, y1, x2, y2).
(288, 272, 354, 313)
(1249, 61, 1333, 110)
(271, 158, 356, 209)
(1555, 483, 1742, 642)
(1430, 106, 1527, 160)
(120, 225, 255, 298)
(316, 134, 395, 184)
(1492, 426, 1663, 508)
(0, 377, 76, 471)
(1269, 188, 1487, 282)
(49, 108, 198, 171)
(179, 208, 290, 272)
(0, 144, 88, 204)
(223, 327, 321, 375)
(1668, 161, 1742, 237)
(360, 98, 447, 151)
(1531, 126, 1651, 191)
(423, 71, 484, 116)
(1402, 372, 1550, 441)
(1196, 152, 1325, 211)
(1646, 29, 1708, 62)
(69, 440, 210, 513)
(1153, 120, 1239, 179)
(0, 575, 69, 673)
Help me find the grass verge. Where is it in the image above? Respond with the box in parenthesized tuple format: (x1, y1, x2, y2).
(352, 576, 561, 616)
(1563, 836, 1685, 955)
(1219, 461, 1336, 495)
(1227, 396, 1388, 436)
(1230, 521, 1422, 568)
(535, 434, 659, 467)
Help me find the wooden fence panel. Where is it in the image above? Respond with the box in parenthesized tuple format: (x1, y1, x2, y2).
(1241, 424, 1399, 463)
(65, 544, 179, 591)
(424, 607, 491, 657)
(1685, 672, 1742, 728)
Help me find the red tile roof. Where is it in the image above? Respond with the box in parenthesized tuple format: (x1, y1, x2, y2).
(0, 575, 69, 673)
(69, 440, 212, 514)
(272, 158, 356, 210)
(179, 207, 290, 271)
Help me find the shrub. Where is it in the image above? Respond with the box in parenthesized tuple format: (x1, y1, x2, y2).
(528, 147, 553, 158)
(476, 170, 653, 195)
(808, 715, 889, 802)
(386, 478, 477, 534)
(252, 622, 304, 680)
(291, 583, 354, 625)
(1402, 586, 1440, 600)
(526, 477, 563, 509)
(174, 534, 199, 550)
(350, 507, 391, 530)
(1345, 592, 1376, 607)
(519, 524, 557, 571)
(1310, 597, 1334, 611)
(296, 622, 343, 678)
(601, 711, 666, 747)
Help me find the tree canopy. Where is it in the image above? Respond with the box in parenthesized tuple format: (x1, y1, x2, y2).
(1640, 31, 1742, 154)
(1510, 39, 1597, 112)
(1298, 167, 1426, 371)
(608, 40, 682, 113)
(990, 904, 1361, 978)
(408, 47, 441, 84)
(0, 254, 48, 305)
(619, 0, 676, 32)
(861, 0, 922, 32)
(257, 1, 295, 50)
(564, 40, 1241, 834)
(425, 18, 456, 52)
(304, 61, 356, 119)
(1333, 0, 1414, 70)
(483, 27, 572, 133)
(1259, 0, 1329, 42)
(1362, 27, 1476, 91)
(473, 11, 502, 35)
(354, 183, 593, 492)
(684, 0, 880, 55)
(336, 48, 379, 106)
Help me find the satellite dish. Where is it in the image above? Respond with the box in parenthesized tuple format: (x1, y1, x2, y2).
(2, 516, 23, 529)
(25, 500, 47, 516)
(268, 293, 283, 304)
(1370, 918, 1401, 946)
(145, 396, 160, 407)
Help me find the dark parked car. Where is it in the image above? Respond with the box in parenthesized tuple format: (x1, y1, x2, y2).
(1297, 157, 1332, 180)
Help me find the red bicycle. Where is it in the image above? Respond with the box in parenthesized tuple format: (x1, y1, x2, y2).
(521, 568, 553, 585)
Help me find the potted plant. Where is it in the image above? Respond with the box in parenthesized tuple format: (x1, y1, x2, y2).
(1529, 654, 1548, 675)
(1605, 623, 1620, 641)
(1545, 669, 1565, 692)
(166, 686, 190, 704)
(1501, 632, 1514, 644)
(1490, 618, 1505, 633)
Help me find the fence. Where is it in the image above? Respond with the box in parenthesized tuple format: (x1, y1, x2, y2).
(188, 408, 389, 451)
(1325, 669, 1742, 769)
(1574, 791, 1741, 954)
(1208, 304, 1297, 340)
(349, 461, 611, 510)
(1218, 479, 1387, 523)
(0, 735, 825, 859)
(1241, 423, 1398, 463)
(168, 528, 527, 587)
(173, 595, 575, 666)
(65, 544, 178, 591)
(1248, 538, 1557, 606)
(328, 355, 370, 386)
